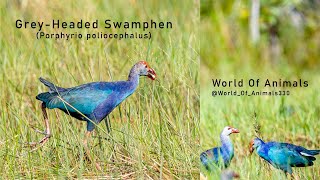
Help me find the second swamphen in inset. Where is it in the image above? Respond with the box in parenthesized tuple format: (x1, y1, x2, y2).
(200, 126, 240, 171)
(249, 137, 320, 175)
(30, 61, 156, 169)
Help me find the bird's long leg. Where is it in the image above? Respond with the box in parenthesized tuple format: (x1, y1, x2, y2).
(83, 131, 102, 171)
(28, 103, 51, 147)
(40, 103, 51, 143)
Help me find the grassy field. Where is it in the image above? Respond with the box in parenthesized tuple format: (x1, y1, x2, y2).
(0, 0, 199, 179)
(200, 1, 320, 180)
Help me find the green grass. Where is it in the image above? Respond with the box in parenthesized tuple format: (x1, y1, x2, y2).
(0, 0, 199, 178)
(200, 1, 320, 179)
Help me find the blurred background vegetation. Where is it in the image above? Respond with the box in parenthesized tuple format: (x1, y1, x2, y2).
(0, 0, 199, 178)
(201, 0, 320, 179)
(201, 0, 320, 73)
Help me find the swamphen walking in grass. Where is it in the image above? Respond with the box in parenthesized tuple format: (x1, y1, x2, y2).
(200, 126, 240, 171)
(31, 61, 156, 169)
(249, 137, 320, 175)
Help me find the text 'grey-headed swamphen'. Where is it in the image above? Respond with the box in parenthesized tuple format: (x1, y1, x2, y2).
(200, 126, 240, 171)
(249, 137, 319, 175)
(30, 61, 156, 169)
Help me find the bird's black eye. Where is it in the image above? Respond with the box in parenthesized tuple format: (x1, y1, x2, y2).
(145, 65, 147, 68)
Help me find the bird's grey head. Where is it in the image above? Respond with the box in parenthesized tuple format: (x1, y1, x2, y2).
(221, 126, 240, 136)
(249, 138, 263, 154)
(133, 61, 156, 80)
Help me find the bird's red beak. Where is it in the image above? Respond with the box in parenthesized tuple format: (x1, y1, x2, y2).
(249, 140, 254, 154)
(231, 128, 240, 134)
(147, 68, 156, 80)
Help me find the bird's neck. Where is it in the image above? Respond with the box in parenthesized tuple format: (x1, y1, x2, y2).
(128, 66, 140, 86)
(256, 141, 266, 154)
(220, 134, 233, 153)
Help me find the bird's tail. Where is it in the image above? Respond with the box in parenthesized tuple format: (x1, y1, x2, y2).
(302, 149, 320, 156)
(200, 152, 210, 170)
(39, 77, 65, 92)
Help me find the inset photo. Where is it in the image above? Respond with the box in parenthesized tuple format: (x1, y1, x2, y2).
(200, 1, 320, 179)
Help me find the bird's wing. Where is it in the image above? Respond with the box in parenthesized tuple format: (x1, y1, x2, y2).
(268, 145, 310, 167)
(46, 84, 115, 115)
(200, 147, 222, 166)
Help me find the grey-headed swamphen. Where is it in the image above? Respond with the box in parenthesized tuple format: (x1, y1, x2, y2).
(200, 126, 240, 171)
(249, 137, 320, 175)
(30, 61, 156, 169)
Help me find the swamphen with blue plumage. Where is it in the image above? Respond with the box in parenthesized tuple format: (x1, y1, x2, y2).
(200, 126, 240, 171)
(249, 137, 320, 175)
(30, 61, 156, 169)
